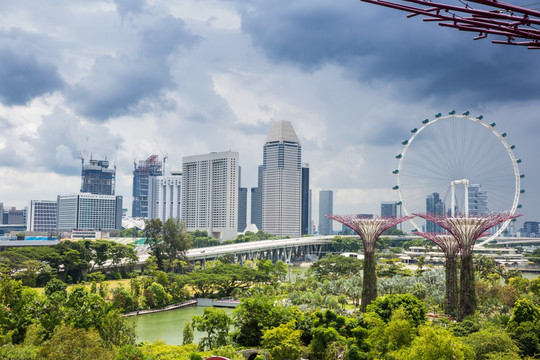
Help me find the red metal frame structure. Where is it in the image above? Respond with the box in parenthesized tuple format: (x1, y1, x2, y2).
(361, 0, 540, 49)
(414, 212, 520, 319)
(327, 214, 413, 310)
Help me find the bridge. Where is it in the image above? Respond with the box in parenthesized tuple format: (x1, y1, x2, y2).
(493, 237, 540, 246)
(137, 234, 421, 266)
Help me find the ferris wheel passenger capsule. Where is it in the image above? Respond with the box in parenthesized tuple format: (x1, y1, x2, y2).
(516, 159, 522, 163)
(517, 204, 523, 209)
(520, 174, 525, 178)
(396, 154, 402, 159)
(463, 111, 470, 115)
(489, 122, 496, 127)
(477, 115, 483, 120)
(501, 132, 507, 137)
(449, 110, 456, 115)
(411, 128, 417, 133)
(510, 145, 516, 149)
(422, 119, 429, 124)
(392, 185, 399, 190)
(402, 140, 408, 145)
(435, 113, 442, 117)
(520, 189, 525, 194)
(392, 169, 399, 174)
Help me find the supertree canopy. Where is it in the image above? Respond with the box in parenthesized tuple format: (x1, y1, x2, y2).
(361, 0, 540, 49)
(414, 231, 460, 317)
(414, 212, 521, 319)
(327, 215, 413, 310)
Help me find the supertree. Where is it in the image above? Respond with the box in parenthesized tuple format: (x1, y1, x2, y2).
(413, 231, 460, 317)
(326, 215, 413, 311)
(414, 213, 521, 319)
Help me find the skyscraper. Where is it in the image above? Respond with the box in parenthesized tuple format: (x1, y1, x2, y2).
(262, 121, 302, 238)
(238, 166, 247, 232)
(132, 155, 163, 218)
(182, 151, 239, 241)
(301, 163, 310, 235)
(426, 192, 446, 233)
(381, 201, 397, 230)
(468, 184, 488, 215)
(148, 171, 182, 222)
(250, 165, 263, 230)
(27, 200, 57, 232)
(319, 190, 334, 235)
(81, 158, 116, 195)
(57, 194, 122, 231)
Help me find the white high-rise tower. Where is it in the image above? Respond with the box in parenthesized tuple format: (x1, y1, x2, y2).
(262, 121, 302, 237)
(182, 151, 239, 241)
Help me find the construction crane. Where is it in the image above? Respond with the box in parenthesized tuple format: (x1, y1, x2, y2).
(154, 138, 168, 175)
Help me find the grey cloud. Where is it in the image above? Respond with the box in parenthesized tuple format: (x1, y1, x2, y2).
(236, 0, 540, 104)
(68, 16, 201, 121)
(0, 29, 64, 106)
(114, 0, 145, 19)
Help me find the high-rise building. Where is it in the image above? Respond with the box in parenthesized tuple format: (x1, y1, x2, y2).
(132, 155, 163, 218)
(250, 165, 263, 230)
(262, 121, 302, 238)
(182, 151, 239, 241)
(81, 158, 115, 195)
(57, 194, 123, 231)
(523, 221, 540, 237)
(0, 203, 3, 225)
(148, 171, 182, 222)
(319, 190, 334, 235)
(468, 184, 488, 215)
(426, 192, 446, 233)
(308, 189, 313, 235)
(381, 201, 398, 230)
(4, 207, 26, 225)
(301, 163, 310, 235)
(238, 166, 248, 233)
(27, 200, 57, 232)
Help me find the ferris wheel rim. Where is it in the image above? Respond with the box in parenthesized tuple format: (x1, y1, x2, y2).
(395, 113, 521, 244)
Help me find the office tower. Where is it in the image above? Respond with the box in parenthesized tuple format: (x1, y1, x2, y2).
(301, 163, 310, 235)
(148, 171, 182, 222)
(27, 200, 57, 232)
(0, 203, 3, 224)
(262, 121, 302, 238)
(308, 189, 313, 234)
(57, 194, 123, 231)
(81, 158, 115, 195)
(182, 151, 239, 241)
(250, 165, 263, 230)
(381, 201, 398, 230)
(132, 155, 163, 218)
(238, 167, 247, 232)
(468, 184, 488, 215)
(318, 190, 334, 235)
(5, 207, 26, 225)
(523, 221, 540, 237)
(426, 192, 446, 233)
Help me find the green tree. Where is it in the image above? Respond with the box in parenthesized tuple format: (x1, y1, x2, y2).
(192, 307, 231, 350)
(366, 293, 426, 328)
(261, 322, 303, 360)
(183, 320, 194, 345)
(307, 255, 362, 281)
(395, 324, 473, 360)
(37, 325, 114, 360)
(462, 328, 520, 360)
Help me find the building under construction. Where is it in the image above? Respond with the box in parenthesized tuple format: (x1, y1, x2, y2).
(132, 155, 163, 218)
(81, 158, 116, 195)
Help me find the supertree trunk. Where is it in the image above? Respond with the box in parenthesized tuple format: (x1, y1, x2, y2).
(459, 253, 476, 320)
(362, 250, 377, 311)
(445, 255, 458, 318)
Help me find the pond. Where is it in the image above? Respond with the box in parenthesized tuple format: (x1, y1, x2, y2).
(129, 306, 235, 345)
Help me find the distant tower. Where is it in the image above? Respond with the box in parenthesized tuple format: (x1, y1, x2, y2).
(250, 165, 263, 230)
(301, 163, 310, 235)
(182, 151, 239, 241)
(238, 166, 248, 232)
(381, 201, 397, 230)
(132, 155, 163, 218)
(318, 190, 334, 235)
(468, 184, 488, 215)
(426, 193, 446, 233)
(262, 121, 302, 238)
(148, 170, 182, 222)
(81, 158, 116, 195)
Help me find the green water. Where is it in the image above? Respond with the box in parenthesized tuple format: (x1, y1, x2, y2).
(129, 306, 235, 345)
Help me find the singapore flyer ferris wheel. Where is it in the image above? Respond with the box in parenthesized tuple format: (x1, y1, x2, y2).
(393, 111, 523, 242)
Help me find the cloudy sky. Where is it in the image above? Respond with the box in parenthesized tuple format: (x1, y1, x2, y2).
(1, 0, 539, 231)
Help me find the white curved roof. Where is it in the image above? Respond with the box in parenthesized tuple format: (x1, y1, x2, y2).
(265, 120, 300, 144)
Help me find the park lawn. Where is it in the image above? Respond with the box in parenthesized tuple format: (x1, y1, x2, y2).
(34, 278, 132, 295)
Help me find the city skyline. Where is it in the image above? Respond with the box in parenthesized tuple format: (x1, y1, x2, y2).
(0, 1, 538, 229)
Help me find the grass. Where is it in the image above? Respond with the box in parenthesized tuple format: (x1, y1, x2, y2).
(34, 278, 132, 295)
